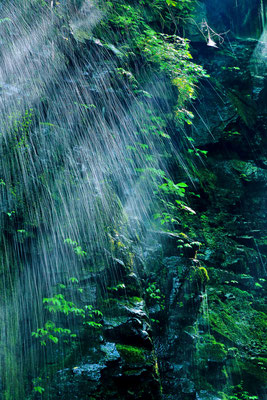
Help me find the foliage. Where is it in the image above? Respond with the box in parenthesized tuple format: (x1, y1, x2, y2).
(153, 172, 197, 229)
(32, 280, 103, 346)
(64, 238, 87, 257)
(158, 178, 188, 197)
(197, 334, 227, 363)
(165, 0, 195, 15)
(145, 281, 165, 309)
(6, 108, 33, 149)
(108, 282, 126, 292)
(136, 30, 208, 122)
(196, 266, 209, 283)
(228, 382, 259, 400)
(116, 344, 146, 363)
(101, 0, 196, 35)
(188, 148, 208, 157)
(96, 0, 207, 124)
(32, 378, 45, 395)
(32, 320, 75, 345)
(136, 109, 171, 139)
(146, 282, 161, 301)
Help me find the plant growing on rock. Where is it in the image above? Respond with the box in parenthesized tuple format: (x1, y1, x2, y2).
(32, 279, 103, 346)
(96, 0, 207, 125)
(64, 238, 87, 257)
(145, 281, 165, 310)
(136, 30, 208, 123)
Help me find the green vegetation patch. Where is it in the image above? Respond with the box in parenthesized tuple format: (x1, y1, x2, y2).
(116, 344, 146, 364)
(198, 334, 227, 363)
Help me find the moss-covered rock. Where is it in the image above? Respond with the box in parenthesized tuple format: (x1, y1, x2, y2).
(198, 335, 227, 363)
(116, 344, 146, 364)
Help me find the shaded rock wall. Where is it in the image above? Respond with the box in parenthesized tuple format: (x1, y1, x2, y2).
(204, 0, 266, 39)
(44, 3, 267, 399)
(0, 1, 266, 399)
(145, 4, 267, 399)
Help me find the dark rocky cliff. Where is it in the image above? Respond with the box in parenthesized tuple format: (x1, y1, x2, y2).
(145, 1, 267, 399)
(48, 2, 267, 397)
(0, 1, 266, 399)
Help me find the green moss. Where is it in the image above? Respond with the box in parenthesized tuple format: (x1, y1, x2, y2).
(116, 344, 146, 364)
(128, 297, 143, 304)
(197, 266, 210, 283)
(239, 357, 267, 382)
(198, 335, 227, 362)
(208, 285, 267, 349)
(123, 369, 141, 376)
(201, 279, 267, 393)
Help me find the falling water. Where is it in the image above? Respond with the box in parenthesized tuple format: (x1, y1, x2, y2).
(0, 1, 178, 397)
(260, 0, 266, 31)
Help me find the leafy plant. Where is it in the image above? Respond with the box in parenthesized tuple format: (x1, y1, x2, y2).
(188, 148, 208, 157)
(8, 108, 33, 149)
(226, 130, 241, 136)
(228, 382, 259, 400)
(136, 30, 208, 123)
(108, 283, 126, 292)
(153, 174, 197, 230)
(6, 210, 15, 218)
(166, 0, 195, 15)
(32, 377, 45, 395)
(64, 238, 87, 257)
(97, 0, 207, 125)
(146, 282, 165, 309)
(158, 178, 188, 197)
(32, 280, 103, 346)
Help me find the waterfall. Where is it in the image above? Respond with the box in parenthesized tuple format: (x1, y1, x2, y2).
(260, 0, 266, 31)
(0, 1, 175, 397)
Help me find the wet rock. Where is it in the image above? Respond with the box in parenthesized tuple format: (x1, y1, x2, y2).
(162, 256, 185, 275)
(124, 272, 143, 296)
(71, 362, 105, 380)
(104, 317, 153, 349)
(100, 342, 121, 362)
(180, 378, 195, 394)
(196, 391, 222, 400)
(53, 362, 105, 398)
(123, 305, 148, 321)
(204, 0, 264, 39)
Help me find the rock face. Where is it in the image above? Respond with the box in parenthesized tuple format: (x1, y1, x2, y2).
(48, 244, 162, 400)
(204, 0, 266, 39)
(0, 1, 266, 400)
(36, 5, 267, 399)
(143, 2, 267, 399)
